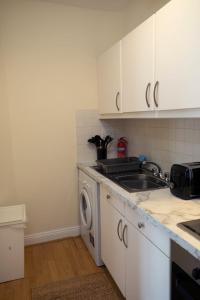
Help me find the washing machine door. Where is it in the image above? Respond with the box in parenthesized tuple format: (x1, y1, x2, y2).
(80, 188, 92, 230)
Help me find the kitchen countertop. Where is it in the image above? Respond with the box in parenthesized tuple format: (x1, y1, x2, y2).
(78, 162, 200, 260)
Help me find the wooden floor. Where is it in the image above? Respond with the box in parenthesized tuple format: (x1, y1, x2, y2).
(0, 237, 120, 300)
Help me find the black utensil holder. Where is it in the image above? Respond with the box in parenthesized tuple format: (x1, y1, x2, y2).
(97, 147, 107, 160)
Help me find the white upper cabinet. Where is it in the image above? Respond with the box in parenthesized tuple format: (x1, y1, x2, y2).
(97, 41, 122, 114)
(155, 0, 200, 110)
(122, 16, 155, 112)
(98, 0, 200, 116)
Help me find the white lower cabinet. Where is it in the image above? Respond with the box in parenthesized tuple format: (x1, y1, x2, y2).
(100, 186, 170, 300)
(125, 220, 170, 300)
(100, 186, 125, 296)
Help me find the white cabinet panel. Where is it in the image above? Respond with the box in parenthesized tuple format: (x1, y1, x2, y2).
(125, 205, 170, 257)
(100, 186, 125, 295)
(155, 0, 200, 110)
(98, 42, 121, 114)
(0, 226, 24, 283)
(125, 220, 170, 300)
(122, 15, 155, 112)
(100, 185, 170, 299)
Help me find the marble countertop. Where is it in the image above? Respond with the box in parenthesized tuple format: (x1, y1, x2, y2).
(78, 163, 200, 260)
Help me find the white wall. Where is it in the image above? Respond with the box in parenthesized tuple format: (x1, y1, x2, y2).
(0, 1, 123, 234)
(0, 19, 15, 206)
(0, 0, 179, 236)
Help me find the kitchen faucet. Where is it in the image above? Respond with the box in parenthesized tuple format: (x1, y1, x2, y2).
(141, 161, 162, 175)
(142, 161, 170, 183)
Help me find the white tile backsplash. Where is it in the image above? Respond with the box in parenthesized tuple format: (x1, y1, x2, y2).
(124, 118, 200, 172)
(76, 110, 125, 163)
(76, 112, 200, 170)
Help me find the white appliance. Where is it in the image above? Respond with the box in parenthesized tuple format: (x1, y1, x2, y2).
(79, 170, 103, 266)
(0, 204, 26, 283)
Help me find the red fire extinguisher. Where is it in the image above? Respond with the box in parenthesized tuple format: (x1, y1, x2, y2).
(117, 137, 128, 158)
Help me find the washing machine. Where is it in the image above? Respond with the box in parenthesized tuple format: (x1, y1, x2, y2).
(79, 170, 103, 266)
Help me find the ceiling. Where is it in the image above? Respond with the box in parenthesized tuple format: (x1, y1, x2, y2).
(36, 0, 132, 11)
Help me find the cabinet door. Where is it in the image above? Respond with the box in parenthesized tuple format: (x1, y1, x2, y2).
(98, 42, 121, 114)
(125, 221, 170, 300)
(100, 187, 125, 295)
(122, 15, 155, 112)
(155, 0, 200, 110)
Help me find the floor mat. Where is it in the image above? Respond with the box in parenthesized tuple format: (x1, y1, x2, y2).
(32, 272, 124, 300)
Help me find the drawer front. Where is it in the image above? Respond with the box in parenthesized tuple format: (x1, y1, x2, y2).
(125, 203, 170, 257)
(101, 185, 125, 216)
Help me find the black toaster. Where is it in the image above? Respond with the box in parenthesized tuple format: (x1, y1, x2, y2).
(170, 162, 200, 200)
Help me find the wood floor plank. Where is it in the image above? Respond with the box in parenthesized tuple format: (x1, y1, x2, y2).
(73, 236, 87, 250)
(0, 237, 122, 299)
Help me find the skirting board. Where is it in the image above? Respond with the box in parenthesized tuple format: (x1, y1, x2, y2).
(25, 226, 80, 246)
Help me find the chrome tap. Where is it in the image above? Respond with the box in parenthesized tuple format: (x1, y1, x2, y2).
(142, 161, 170, 185)
(141, 161, 162, 176)
(163, 172, 170, 183)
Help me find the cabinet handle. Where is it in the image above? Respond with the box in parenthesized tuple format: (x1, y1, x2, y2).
(117, 219, 123, 241)
(138, 222, 145, 229)
(115, 92, 120, 111)
(153, 81, 159, 108)
(145, 83, 151, 108)
(122, 224, 128, 248)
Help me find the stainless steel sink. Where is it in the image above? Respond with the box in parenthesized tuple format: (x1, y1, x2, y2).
(106, 170, 168, 192)
(92, 166, 168, 193)
(114, 173, 167, 191)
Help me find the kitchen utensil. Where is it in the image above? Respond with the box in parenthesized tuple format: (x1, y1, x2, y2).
(88, 135, 113, 160)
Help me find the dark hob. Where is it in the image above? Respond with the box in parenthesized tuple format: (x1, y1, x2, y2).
(178, 219, 200, 240)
